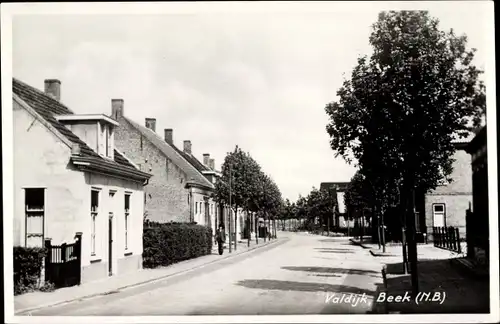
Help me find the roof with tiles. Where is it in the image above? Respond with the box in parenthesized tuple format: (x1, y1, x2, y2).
(12, 78, 151, 181)
(122, 117, 215, 190)
(170, 145, 210, 173)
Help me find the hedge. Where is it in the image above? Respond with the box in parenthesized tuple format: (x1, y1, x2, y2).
(142, 222, 213, 269)
(14, 246, 47, 295)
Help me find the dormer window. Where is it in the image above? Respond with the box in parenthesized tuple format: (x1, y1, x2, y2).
(98, 122, 114, 159)
(55, 114, 118, 160)
(103, 123, 115, 159)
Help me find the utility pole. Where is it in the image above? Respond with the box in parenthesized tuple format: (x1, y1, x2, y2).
(247, 211, 250, 247)
(228, 163, 232, 253)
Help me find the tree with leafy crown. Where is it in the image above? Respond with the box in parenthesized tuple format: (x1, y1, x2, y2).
(325, 11, 485, 294)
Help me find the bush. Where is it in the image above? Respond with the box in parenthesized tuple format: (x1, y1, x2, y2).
(142, 222, 213, 269)
(14, 246, 47, 295)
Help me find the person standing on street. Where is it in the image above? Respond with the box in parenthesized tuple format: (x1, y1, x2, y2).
(215, 226, 225, 255)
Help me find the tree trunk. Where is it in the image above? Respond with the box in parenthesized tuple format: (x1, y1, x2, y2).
(360, 210, 364, 243)
(327, 216, 330, 236)
(247, 211, 251, 247)
(228, 207, 232, 253)
(403, 178, 419, 296)
(255, 213, 259, 244)
(381, 205, 386, 253)
(234, 207, 238, 251)
(375, 204, 381, 249)
(264, 212, 267, 242)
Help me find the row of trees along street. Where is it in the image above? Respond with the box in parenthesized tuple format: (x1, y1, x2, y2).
(277, 188, 339, 235)
(324, 11, 485, 296)
(214, 145, 284, 252)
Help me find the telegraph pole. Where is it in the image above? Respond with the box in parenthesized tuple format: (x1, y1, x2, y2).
(228, 163, 232, 253)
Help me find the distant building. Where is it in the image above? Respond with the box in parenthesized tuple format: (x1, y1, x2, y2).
(13, 78, 151, 284)
(319, 182, 350, 227)
(419, 142, 472, 242)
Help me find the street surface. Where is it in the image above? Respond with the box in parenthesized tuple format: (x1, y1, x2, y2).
(31, 232, 385, 315)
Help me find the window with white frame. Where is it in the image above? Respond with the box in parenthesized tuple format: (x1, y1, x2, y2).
(98, 122, 105, 156)
(432, 203, 446, 227)
(25, 188, 45, 247)
(91, 189, 99, 256)
(105, 125, 109, 157)
(125, 194, 131, 250)
(195, 202, 198, 214)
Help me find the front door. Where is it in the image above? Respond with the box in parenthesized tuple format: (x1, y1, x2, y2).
(108, 214, 113, 276)
(433, 204, 446, 228)
(205, 201, 210, 226)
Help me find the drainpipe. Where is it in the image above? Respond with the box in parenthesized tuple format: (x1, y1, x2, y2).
(189, 189, 193, 223)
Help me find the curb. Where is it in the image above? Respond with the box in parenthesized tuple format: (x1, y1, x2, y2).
(369, 249, 397, 257)
(16, 238, 286, 315)
(449, 257, 489, 281)
(349, 238, 372, 249)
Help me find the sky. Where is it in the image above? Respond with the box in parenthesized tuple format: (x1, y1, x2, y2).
(9, 2, 491, 201)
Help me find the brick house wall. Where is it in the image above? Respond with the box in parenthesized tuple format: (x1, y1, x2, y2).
(425, 148, 472, 240)
(113, 117, 190, 223)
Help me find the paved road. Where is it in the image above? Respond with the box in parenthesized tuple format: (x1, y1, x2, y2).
(31, 232, 385, 315)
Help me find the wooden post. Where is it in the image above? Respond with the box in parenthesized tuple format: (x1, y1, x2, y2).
(75, 232, 82, 285)
(44, 238, 52, 285)
(456, 228, 462, 253)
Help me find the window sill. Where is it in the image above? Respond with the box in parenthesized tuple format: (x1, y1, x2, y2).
(90, 258, 102, 264)
(124, 251, 133, 257)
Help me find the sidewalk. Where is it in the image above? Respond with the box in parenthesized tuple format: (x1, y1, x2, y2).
(15, 237, 284, 315)
(359, 240, 489, 313)
(381, 258, 490, 313)
(350, 238, 467, 260)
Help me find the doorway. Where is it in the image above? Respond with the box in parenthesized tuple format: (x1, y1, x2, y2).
(108, 214, 113, 276)
(108, 190, 116, 277)
(432, 203, 446, 228)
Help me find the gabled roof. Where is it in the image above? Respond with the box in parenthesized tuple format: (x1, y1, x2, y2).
(320, 182, 350, 192)
(122, 117, 215, 190)
(13, 78, 151, 182)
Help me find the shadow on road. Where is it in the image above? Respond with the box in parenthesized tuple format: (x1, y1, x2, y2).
(281, 266, 380, 278)
(316, 250, 355, 254)
(236, 279, 375, 295)
(318, 238, 347, 243)
(314, 247, 354, 252)
(312, 274, 343, 278)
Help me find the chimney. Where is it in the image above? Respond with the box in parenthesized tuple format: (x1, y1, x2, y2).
(203, 153, 210, 166)
(145, 118, 156, 132)
(164, 128, 173, 144)
(111, 99, 124, 120)
(183, 140, 192, 154)
(209, 158, 215, 170)
(44, 79, 61, 101)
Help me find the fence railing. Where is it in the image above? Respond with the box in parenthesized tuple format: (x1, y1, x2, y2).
(433, 226, 462, 253)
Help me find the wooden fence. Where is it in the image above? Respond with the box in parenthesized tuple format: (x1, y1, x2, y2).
(433, 226, 462, 253)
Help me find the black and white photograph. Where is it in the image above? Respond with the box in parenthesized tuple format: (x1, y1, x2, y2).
(1, 1, 498, 323)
